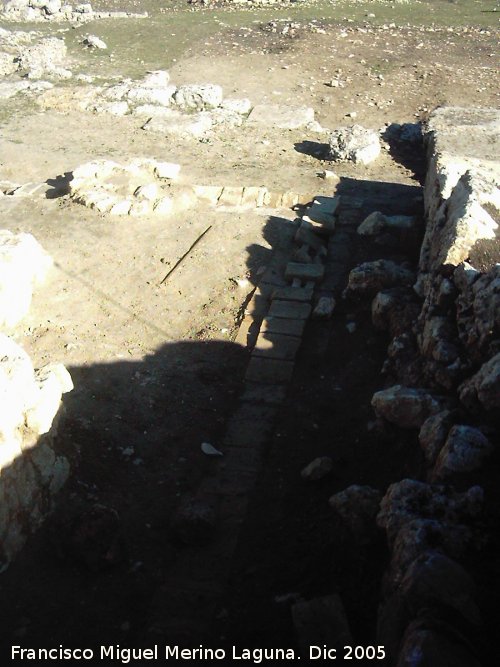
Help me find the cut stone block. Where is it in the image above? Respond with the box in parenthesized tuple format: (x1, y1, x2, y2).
(281, 191, 300, 208)
(193, 185, 224, 204)
(272, 286, 314, 303)
(263, 191, 284, 208)
(241, 186, 268, 208)
(301, 217, 336, 236)
(241, 382, 288, 406)
(217, 186, 243, 207)
(285, 262, 325, 283)
(245, 356, 295, 384)
(296, 224, 328, 253)
(223, 404, 277, 448)
(268, 299, 312, 320)
(314, 196, 340, 216)
(247, 104, 315, 130)
(261, 316, 306, 338)
(253, 332, 302, 361)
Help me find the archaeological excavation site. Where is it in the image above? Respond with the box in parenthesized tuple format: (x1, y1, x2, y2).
(0, 0, 499, 664)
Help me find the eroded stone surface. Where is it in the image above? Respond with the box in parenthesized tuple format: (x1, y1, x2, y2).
(328, 124, 381, 165)
(0, 229, 53, 328)
(0, 335, 72, 569)
(347, 260, 415, 297)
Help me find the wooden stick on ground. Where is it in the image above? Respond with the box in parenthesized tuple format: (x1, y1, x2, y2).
(159, 225, 212, 286)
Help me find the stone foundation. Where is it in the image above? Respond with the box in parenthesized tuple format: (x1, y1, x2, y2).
(0, 231, 72, 570)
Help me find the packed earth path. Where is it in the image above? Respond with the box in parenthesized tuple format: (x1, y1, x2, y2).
(0, 1, 499, 665)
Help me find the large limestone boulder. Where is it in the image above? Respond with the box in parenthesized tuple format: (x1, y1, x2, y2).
(0, 230, 53, 328)
(328, 125, 381, 165)
(431, 425, 494, 480)
(173, 83, 223, 111)
(17, 36, 69, 79)
(371, 385, 443, 429)
(347, 260, 415, 297)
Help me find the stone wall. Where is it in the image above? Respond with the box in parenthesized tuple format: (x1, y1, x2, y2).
(0, 231, 73, 570)
(369, 107, 499, 664)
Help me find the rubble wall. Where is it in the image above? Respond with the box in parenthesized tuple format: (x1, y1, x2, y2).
(370, 107, 499, 664)
(0, 232, 72, 570)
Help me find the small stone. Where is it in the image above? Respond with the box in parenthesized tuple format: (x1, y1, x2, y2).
(301, 456, 334, 481)
(82, 35, 107, 50)
(313, 296, 336, 319)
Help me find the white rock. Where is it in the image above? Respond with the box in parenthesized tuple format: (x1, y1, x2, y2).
(153, 161, 181, 180)
(173, 83, 223, 110)
(201, 442, 223, 457)
(0, 230, 53, 328)
(82, 34, 107, 50)
(127, 85, 176, 107)
(220, 97, 252, 115)
(142, 70, 170, 88)
(142, 110, 214, 139)
(134, 183, 158, 201)
(328, 125, 381, 164)
(247, 104, 315, 130)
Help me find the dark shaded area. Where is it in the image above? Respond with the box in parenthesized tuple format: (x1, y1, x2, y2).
(294, 139, 329, 159)
(381, 123, 426, 184)
(45, 171, 73, 199)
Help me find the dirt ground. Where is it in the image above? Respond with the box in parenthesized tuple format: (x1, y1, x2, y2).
(0, 0, 499, 663)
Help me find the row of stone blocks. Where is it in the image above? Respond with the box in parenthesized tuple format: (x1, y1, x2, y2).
(148, 194, 341, 634)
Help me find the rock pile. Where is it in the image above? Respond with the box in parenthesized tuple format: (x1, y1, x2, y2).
(0, 0, 147, 22)
(333, 107, 498, 664)
(0, 231, 73, 569)
(328, 125, 381, 165)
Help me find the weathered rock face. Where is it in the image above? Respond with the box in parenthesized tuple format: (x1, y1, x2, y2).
(173, 83, 223, 111)
(372, 288, 421, 338)
(371, 108, 498, 666)
(418, 410, 456, 465)
(371, 385, 444, 429)
(247, 104, 315, 130)
(347, 260, 415, 297)
(358, 211, 418, 237)
(16, 36, 70, 79)
(455, 265, 500, 366)
(328, 124, 381, 165)
(0, 335, 72, 570)
(430, 425, 493, 481)
(376, 479, 483, 549)
(420, 170, 499, 281)
(0, 229, 53, 328)
(458, 352, 500, 412)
